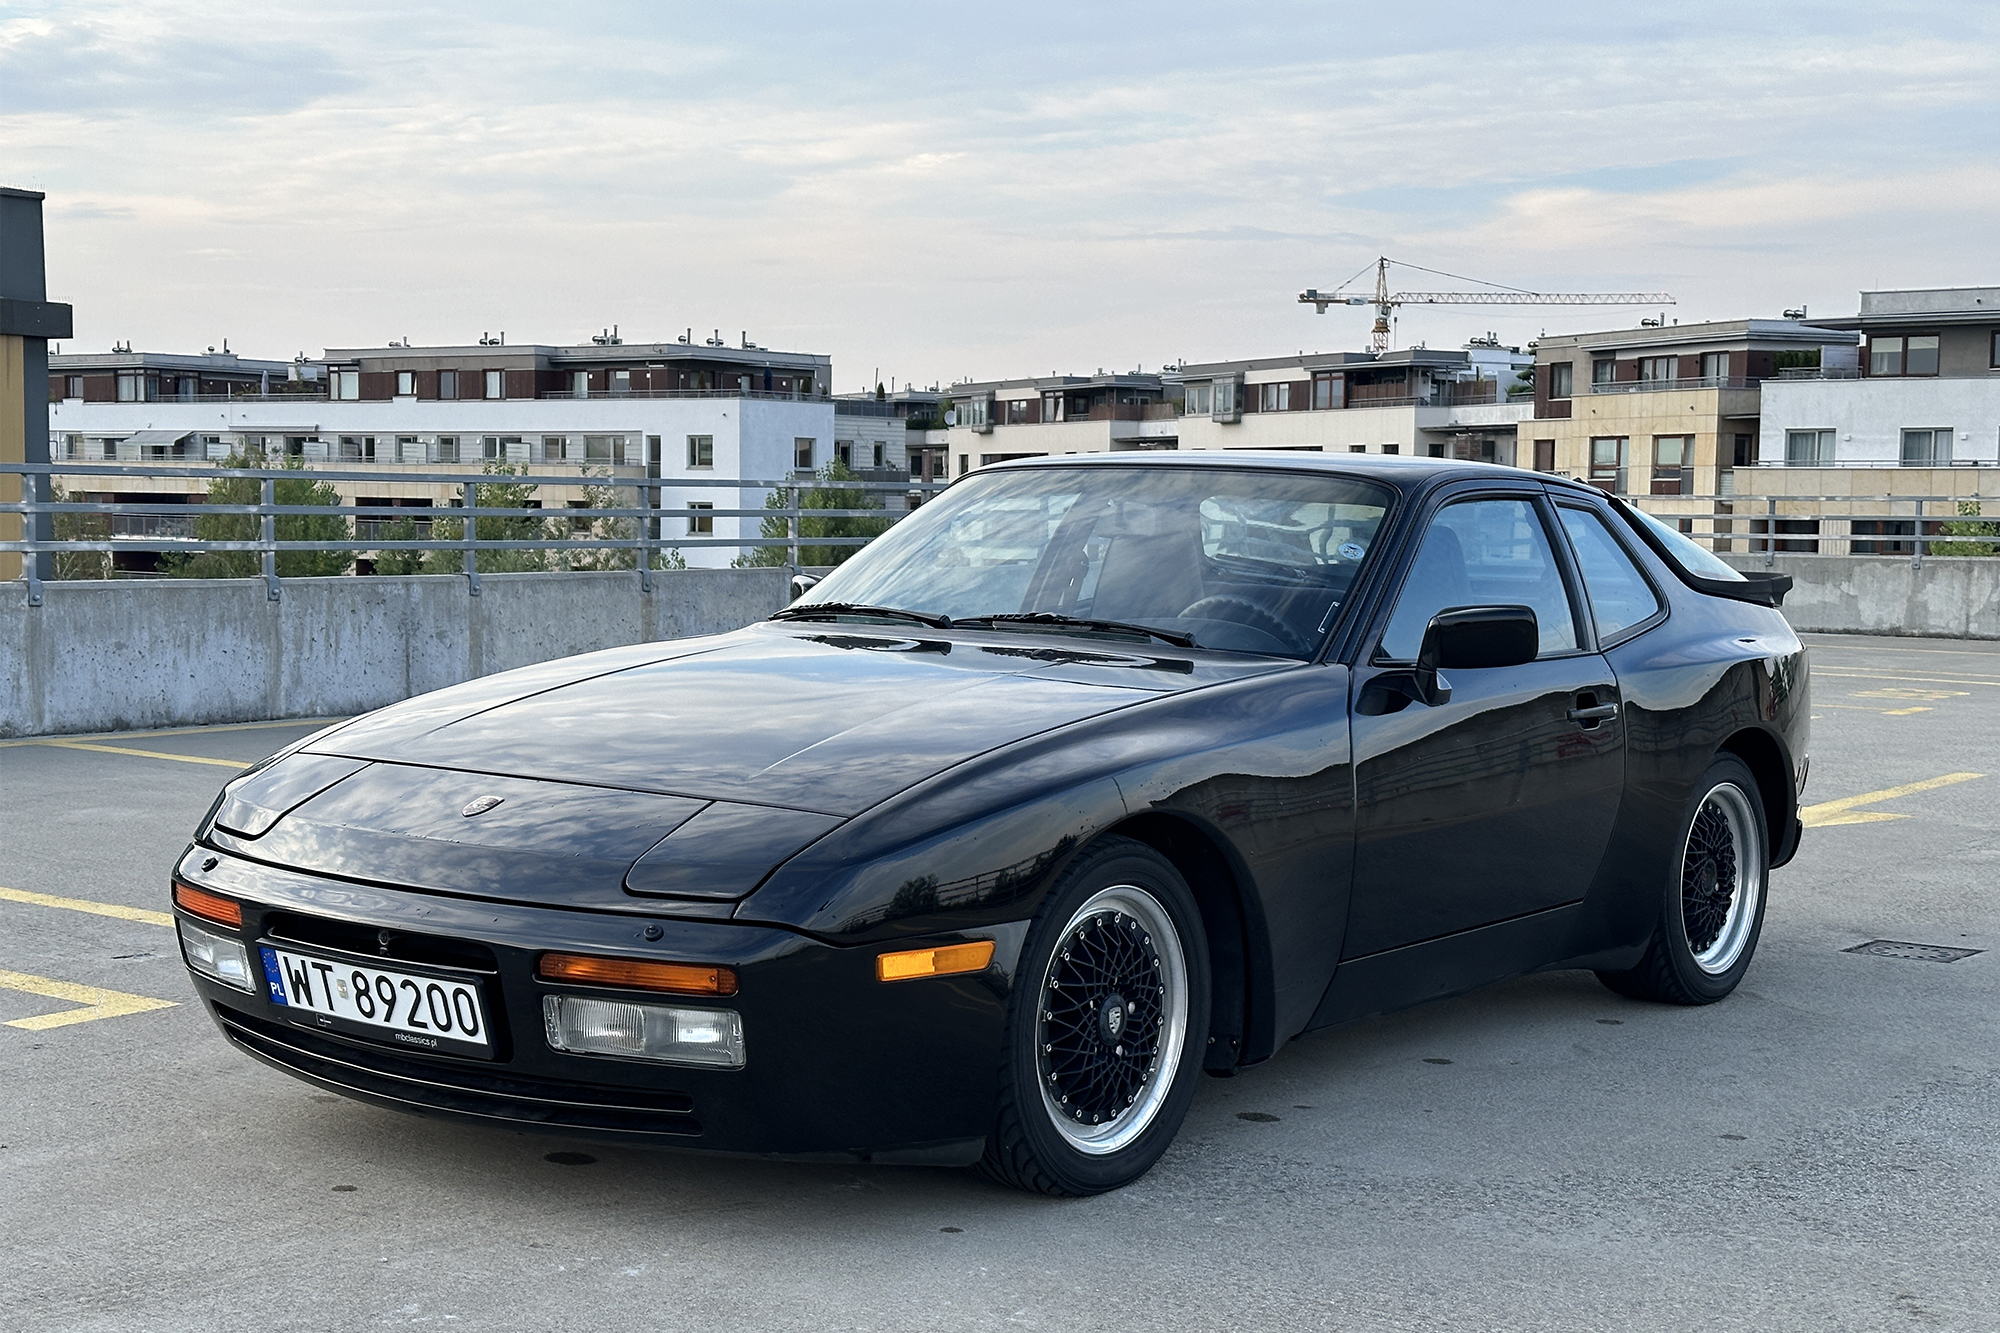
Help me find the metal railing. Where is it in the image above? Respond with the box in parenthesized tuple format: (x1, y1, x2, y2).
(2, 461, 945, 606)
(1617, 491, 2000, 569)
(1584, 376, 1759, 395)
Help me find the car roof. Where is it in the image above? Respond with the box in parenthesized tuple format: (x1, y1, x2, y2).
(981, 450, 1607, 502)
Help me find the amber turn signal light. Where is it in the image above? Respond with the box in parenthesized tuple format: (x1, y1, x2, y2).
(172, 881, 243, 929)
(876, 940, 995, 982)
(536, 952, 739, 997)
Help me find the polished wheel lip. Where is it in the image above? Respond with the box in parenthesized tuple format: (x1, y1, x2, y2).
(1036, 884, 1189, 1156)
(1681, 782, 1763, 976)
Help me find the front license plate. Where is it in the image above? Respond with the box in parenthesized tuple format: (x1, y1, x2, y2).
(260, 945, 492, 1058)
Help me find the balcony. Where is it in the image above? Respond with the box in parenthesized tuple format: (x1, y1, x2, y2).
(1584, 376, 1759, 395)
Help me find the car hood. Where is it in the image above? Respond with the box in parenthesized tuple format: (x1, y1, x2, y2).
(209, 624, 1286, 911)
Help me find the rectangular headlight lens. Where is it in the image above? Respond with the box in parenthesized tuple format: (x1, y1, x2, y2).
(178, 919, 255, 993)
(542, 994, 745, 1069)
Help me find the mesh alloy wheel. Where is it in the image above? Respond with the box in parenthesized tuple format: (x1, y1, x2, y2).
(1680, 782, 1763, 976)
(1035, 885, 1189, 1155)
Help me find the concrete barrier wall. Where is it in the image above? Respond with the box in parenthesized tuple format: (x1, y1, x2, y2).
(0, 569, 789, 737)
(1723, 554, 2000, 639)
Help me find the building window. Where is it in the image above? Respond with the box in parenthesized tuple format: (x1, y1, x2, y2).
(1590, 436, 1629, 492)
(1900, 428, 1953, 466)
(836, 440, 853, 469)
(64, 375, 84, 399)
(396, 435, 420, 463)
(1533, 439, 1556, 472)
(438, 369, 458, 400)
(687, 435, 713, 469)
(1992, 330, 2000, 368)
(1785, 429, 1835, 466)
(1870, 334, 1940, 377)
(1380, 443, 1398, 455)
(1184, 385, 1211, 415)
(435, 435, 461, 463)
(1700, 351, 1730, 383)
(571, 370, 591, 398)
(687, 501, 713, 535)
(647, 434, 662, 465)
(584, 434, 621, 463)
(1652, 435, 1692, 494)
(1592, 359, 1615, 386)
(1257, 383, 1290, 412)
(1005, 399, 1031, 425)
(339, 435, 378, 462)
(959, 454, 969, 475)
(794, 437, 815, 470)
(873, 442, 885, 468)
(611, 369, 631, 395)
(1041, 392, 1065, 423)
(1638, 356, 1677, 384)
(482, 436, 503, 461)
(1312, 372, 1343, 410)
(542, 435, 569, 462)
(331, 370, 359, 401)
(396, 371, 415, 396)
(1548, 363, 1573, 399)
(484, 369, 504, 400)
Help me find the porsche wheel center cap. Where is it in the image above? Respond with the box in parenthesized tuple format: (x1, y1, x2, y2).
(1098, 995, 1128, 1043)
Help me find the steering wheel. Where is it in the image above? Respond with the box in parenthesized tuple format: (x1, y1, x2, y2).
(1177, 595, 1309, 655)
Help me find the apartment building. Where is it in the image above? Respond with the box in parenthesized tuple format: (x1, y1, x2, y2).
(923, 344, 1531, 478)
(929, 372, 1172, 477)
(1171, 342, 1532, 462)
(1519, 319, 1859, 499)
(47, 336, 837, 569)
(1757, 286, 2000, 473)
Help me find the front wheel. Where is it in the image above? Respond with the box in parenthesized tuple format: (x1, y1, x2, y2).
(979, 837, 1211, 1196)
(1598, 753, 1769, 1005)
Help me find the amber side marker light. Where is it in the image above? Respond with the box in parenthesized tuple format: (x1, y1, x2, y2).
(536, 952, 739, 997)
(877, 940, 995, 983)
(173, 882, 243, 929)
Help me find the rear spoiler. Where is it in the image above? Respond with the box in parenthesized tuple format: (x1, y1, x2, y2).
(1609, 497, 1792, 609)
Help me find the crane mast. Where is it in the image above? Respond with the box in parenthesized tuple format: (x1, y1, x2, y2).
(1299, 257, 1676, 353)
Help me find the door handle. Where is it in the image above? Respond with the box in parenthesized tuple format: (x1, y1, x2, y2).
(1568, 702, 1620, 725)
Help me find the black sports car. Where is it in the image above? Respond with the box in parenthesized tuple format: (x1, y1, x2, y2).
(172, 454, 1807, 1195)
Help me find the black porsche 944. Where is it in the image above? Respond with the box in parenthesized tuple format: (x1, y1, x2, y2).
(172, 454, 1807, 1195)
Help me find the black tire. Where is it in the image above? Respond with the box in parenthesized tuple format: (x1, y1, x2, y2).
(1597, 753, 1769, 1005)
(978, 836, 1211, 1196)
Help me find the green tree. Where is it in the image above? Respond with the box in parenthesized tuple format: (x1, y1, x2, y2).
(415, 462, 552, 574)
(735, 459, 892, 568)
(1937, 499, 1999, 557)
(164, 452, 352, 579)
(49, 478, 112, 580)
(555, 470, 636, 572)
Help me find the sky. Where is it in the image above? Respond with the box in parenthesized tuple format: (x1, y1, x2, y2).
(4, 1, 1998, 392)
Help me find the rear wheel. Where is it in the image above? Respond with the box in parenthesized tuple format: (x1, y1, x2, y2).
(1597, 753, 1769, 1005)
(979, 837, 1210, 1196)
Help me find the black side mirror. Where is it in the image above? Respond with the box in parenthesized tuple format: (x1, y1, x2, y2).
(1411, 605, 1539, 706)
(790, 573, 821, 602)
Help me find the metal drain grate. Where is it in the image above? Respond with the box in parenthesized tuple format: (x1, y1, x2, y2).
(1843, 940, 1984, 964)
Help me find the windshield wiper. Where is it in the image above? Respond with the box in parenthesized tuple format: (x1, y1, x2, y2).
(955, 612, 1196, 648)
(770, 602, 954, 629)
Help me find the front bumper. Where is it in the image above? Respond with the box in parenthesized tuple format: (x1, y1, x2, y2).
(174, 846, 1025, 1164)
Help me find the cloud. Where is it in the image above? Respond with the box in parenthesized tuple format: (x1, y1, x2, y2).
(4, 2, 1998, 383)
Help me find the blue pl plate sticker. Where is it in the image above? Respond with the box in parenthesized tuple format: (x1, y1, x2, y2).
(1338, 542, 1366, 562)
(260, 947, 288, 1005)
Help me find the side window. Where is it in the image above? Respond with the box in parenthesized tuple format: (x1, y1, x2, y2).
(1558, 506, 1663, 642)
(1379, 498, 1580, 661)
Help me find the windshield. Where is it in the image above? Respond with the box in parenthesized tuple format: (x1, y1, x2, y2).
(1626, 505, 1745, 582)
(792, 465, 1395, 657)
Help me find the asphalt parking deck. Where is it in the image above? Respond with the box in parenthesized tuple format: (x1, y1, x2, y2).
(2, 636, 1996, 1332)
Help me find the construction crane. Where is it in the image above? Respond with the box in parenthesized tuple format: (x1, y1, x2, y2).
(1299, 257, 1676, 354)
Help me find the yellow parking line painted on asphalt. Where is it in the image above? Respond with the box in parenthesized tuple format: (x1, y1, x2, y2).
(0, 886, 174, 929)
(0, 968, 177, 1031)
(1801, 772, 1985, 829)
(0, 717, 346, 749)
(1814, 670, 2000, 689)
(1818, 703, 1933, 716)
(27, 741, 250, 769)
